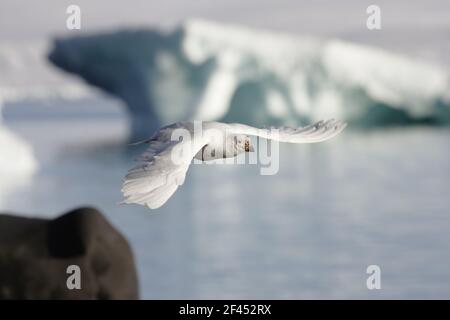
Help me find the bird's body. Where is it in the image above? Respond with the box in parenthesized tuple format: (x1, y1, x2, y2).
(121, 119, 346, 209)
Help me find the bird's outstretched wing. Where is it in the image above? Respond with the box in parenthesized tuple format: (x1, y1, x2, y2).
(121, 125, 209, 209)
(227, 119, 346, 143)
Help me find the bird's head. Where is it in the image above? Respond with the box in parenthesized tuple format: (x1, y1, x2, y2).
(233, 135, 254, 153)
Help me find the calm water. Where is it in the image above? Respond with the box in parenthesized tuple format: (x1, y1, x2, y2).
(2, 100, 450, 299)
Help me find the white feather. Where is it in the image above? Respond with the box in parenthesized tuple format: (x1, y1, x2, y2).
(121, 119, 346, 209)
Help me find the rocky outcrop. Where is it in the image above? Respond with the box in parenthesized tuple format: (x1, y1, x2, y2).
(0, 207, 139, 299)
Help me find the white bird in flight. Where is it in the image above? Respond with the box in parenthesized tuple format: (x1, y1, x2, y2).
(121, 119, 346, 209)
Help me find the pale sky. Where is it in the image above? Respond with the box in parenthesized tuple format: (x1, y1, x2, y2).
(1, 0, 449, 64)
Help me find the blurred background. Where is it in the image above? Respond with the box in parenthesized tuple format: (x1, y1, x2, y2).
(1, 0, 450, 298)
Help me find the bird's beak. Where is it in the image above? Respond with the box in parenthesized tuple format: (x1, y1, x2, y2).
(248, 145, 255, 152)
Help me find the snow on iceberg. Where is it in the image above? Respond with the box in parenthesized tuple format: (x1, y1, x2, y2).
(0, 125, 37, 178)
(0, 43, 44, 198)
(0, 121, 37, 208)
(48, 20, 450, 140)
(0, 41, 93, 104)
(0, 40, 95, 202)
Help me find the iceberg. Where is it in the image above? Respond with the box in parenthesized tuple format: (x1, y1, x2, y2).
(0, 41, 93, 104)
(0, 125, 37, 178)
(0, 123, 37, 208)
(0, 43, 45, 202)
(0, 40, 95, 204)
(48, 20, 450, 140)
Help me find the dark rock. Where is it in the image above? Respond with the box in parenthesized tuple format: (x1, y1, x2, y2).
(0, 207, 139, 299)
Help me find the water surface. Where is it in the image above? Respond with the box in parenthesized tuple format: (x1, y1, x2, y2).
(2, 101, 450, 299)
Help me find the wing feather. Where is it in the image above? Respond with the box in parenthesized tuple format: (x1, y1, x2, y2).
(122, 119, 346, 209)
(227, 119, 346, 143)
(121, 125, 208, 209)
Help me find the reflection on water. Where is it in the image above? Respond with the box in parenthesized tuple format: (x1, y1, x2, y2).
(2, 109, 450, 299)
